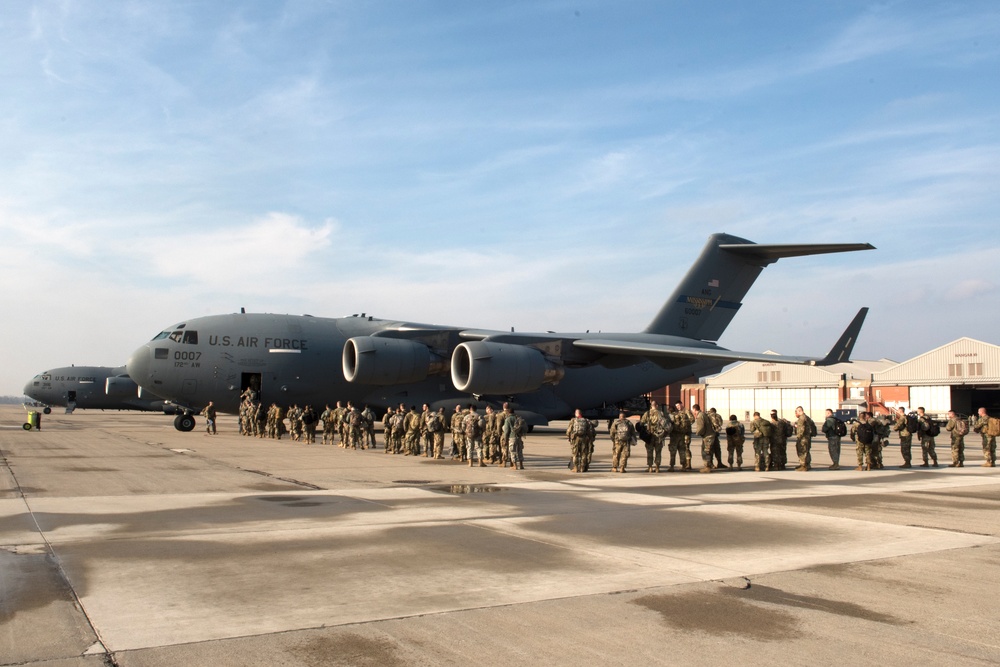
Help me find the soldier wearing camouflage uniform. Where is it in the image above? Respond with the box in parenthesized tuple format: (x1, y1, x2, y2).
(639, 401, 668, 473)
(483, 406, 500, 464)
(671, 402, 693, 471)
(362, 405, 377, 448)
(691, 404, 714, 473)
(566, 409, 592, 473)
(723, 414, 745, 470)
(768, 410, 790, 470)
(503, 408, 527, 470)
(427, 407, 446, 458)
(418, 404, 432, 457)
(610, 411, 635, 473)
(498, 403, 513, 466)
(451, 405, 467, 461)
(972, 407, 997, 467)
(464, 405, 485, 467)
(793, 406, 814, 471)
(851, 412, 876, 470)
(707, 408, 726, 468)
(916, 407, 939, 467)
(301, 405, 318, 444)
(381, 408, 393, 451)
(892, 407, 913, 468)
(403, 406, 421, 456)
(750, 411, 772, 471)
(389, 407, 406, 454)
(945, 410, 966, 467)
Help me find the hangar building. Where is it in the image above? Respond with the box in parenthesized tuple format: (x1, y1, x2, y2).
(871, 337, 1000, 417)
(682, 355, 895, 422)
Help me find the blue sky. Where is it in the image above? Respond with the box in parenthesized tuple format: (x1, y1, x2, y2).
(2, 1, 999, 395)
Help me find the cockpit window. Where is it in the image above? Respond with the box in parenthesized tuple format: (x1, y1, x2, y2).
(169, 331, 183, 343)
(152, 331, 171, 341)
(182, 330, 198, 344)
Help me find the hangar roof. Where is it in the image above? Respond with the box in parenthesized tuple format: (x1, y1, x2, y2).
(873, 337, 1000, 386)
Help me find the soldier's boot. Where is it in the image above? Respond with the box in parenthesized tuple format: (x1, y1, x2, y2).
(647, 465, 653, 473)
(900, 462, 911, 468)
(699, 466, 713, 473)
(667, 465, 675, 472)
(932, 457, 939, 467)
(727, 454, 734, 468)
(620, 463, 626, 473)
(654, 464, 660, 473)
(737, 454, 743, 471)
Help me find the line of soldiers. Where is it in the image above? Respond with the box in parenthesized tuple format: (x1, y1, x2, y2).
(425, 403, 528, 469)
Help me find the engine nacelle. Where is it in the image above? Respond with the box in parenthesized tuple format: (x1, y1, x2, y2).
(451, 341, 564, 395)
(343, 336, 446, 385)
(105, 375, 140, 398)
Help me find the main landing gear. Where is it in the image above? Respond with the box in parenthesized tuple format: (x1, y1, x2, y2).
(173, 413, 196, 432)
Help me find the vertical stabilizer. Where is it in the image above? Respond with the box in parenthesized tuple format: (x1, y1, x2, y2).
(643, 234, 874, 341)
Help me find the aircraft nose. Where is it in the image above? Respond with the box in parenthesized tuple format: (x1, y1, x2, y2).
(126, 345, 152, 390)
(23, 380, 36, 399)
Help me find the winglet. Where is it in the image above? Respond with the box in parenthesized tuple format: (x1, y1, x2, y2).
(815, 307, 869, 366)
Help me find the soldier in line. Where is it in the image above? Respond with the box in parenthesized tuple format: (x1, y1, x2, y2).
(610, 411, 635, 473)
(768, 410, 790, 470)
(724, 414, 745, 470)
(483, 406, 500, 464)
(872, 413, 890, 469)
(851, 412, 876, 470)
(821, 408, 842, 471)
(498, 403, 513, 466)
(387, 407, 404, 453)
(361, 405, 377, 449)
(916, 407, 939, 467)
(793, 406, 815, 471)
(403, 405, 421, 456)
(582, 418, 600, 472)
(566, 409, 593, 473)
(381, 408, 394, 451)
(451, 404, 467, 461)
(253, 401, 267, 438)
(419, 404, 432, 457)
(945, 410, 966, 467)
(503, 408, 527, 470)
(707, 408, 726, 469)
(892, 407, 913, 468)
(671, 402, 693, 471)
(464, 405, 485, 467)
(691, 404, 715, 473)
(972, 407, 997, 467)
(429, 407, 447, 459)
(640, 400, 668, 473)
(750, 411, 772, 471)
(301, 405, 318, 444)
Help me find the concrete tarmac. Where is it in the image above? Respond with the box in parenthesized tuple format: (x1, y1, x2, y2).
(2, 406, 999, 666)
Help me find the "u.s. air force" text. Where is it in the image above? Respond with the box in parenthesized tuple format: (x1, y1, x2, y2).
(208, 335, 308, 350)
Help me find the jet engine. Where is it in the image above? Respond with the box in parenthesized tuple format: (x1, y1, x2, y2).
(105, 375, 140, 398)
(451, 341, 564, 395)
(343, 336, 446, 385)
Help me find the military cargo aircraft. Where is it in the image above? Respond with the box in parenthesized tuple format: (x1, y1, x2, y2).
(126, 233, 873, 431)
(23, 366, 171, 414)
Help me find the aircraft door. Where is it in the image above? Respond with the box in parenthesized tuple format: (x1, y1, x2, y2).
(241, 373, 263, 403)
(66, 390, 77, 414)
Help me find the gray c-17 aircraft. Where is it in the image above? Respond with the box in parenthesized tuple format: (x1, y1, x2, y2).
(23, 366, 172, 414)
(126, 233, 874, 432)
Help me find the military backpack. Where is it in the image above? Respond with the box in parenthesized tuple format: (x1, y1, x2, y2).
(986, 417, 1000, 438)
(955, 419, 969, 436)
(834, 418, 847, 437)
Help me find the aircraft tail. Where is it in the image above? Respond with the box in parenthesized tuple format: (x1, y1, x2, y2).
(643, 233, 874, 341)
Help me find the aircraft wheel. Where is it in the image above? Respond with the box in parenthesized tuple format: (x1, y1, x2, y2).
(174, 414, 196, 432)
(43, 407, 52, 415)
(22, 423, 32, 431)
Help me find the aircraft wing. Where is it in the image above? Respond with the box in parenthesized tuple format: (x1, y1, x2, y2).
(574, 307, 869, 368)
